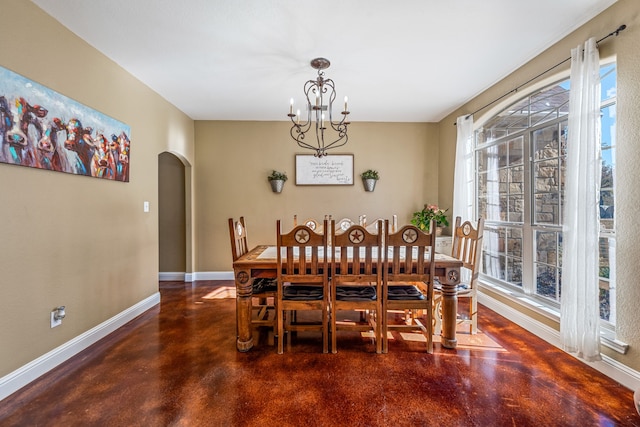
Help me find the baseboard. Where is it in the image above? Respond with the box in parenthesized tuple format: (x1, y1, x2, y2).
(193, 271, 234, 281)
(0, 292, 160, 402)
(159, 272, 186, 281)
(160, 271, 233, 281)
(478, 292, 640, 391)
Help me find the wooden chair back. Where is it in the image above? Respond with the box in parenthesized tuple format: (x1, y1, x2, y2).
(334, 217, 356, 233)
(228, 216, 249, 261)
(365, 219, 383, 234)
(359, 214, 397, 234)
(384, 221, 436, 283)
(277, 220, 328, 279)
(331, 220, 383, 279)
(451, 216, 484, 285)
(292, 215, 329, 234)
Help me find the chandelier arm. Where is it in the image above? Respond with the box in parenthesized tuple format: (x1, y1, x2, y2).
(290, 124, 318, 151)
(321, 139, 348, 152)
(290, 111, 317, 151)
(290, 115, 312, 135)
(321, 128, 348, 151)
(329, 112, 348, 128)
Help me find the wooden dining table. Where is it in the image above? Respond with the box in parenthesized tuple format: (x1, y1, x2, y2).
(232, 244, 463, 352)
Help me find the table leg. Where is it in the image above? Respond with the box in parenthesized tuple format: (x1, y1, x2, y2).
(235, 268, 253, 352)
(440, 267, 459, 349)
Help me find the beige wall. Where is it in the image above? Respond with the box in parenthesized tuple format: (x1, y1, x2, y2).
(194, 121, 440, 272)
(437, 0, 640, 371)
(159, 153, 187, 272)
(0, 1, 194, 376)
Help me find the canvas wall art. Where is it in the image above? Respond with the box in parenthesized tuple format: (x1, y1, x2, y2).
(0, 65, 131, 182)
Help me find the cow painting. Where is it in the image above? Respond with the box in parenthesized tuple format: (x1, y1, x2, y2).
(0, 65, 131, 181)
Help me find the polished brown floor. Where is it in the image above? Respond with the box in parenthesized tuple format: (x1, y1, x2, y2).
(1, 280, 638, 426)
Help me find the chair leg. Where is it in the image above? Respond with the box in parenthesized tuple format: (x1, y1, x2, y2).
(470, 293, 478, 335)
(323, 304, 329, 354)
(375, 308, 382, 354)
(382, 310, 388, 354)
(272, 296, 278, 338)
(331, 303, 337, 354)
(433, 298, 443, 336)
(277, 306, 284, 354)
(426, 303, 434, 354)
(286, 310, 292, 348)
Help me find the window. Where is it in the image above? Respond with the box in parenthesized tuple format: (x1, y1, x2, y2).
(475, 63, 616, 324)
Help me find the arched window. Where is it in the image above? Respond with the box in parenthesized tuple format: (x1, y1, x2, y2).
(474, 63, 616, 325)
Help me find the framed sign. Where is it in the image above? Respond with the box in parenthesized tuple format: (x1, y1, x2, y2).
(295, 154, 354, 186)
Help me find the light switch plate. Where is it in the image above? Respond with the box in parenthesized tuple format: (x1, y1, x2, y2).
(143, 201, 149, 212)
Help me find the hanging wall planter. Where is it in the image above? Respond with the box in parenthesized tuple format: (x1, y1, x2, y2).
(362, 178, 377, 192)
(267, 170, 288, 193)
(360, 169, 379, 192)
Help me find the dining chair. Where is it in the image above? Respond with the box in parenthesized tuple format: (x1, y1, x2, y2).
(228, 216, 250, 262)
(293, 215, 329, 234)
(433, 216, 484, 335)
(330, 220, 383, 353)
(365, 219, 383, 234)
(361, 214, 397, 234)
(276, 219, 330, 354)
(334, 217, 356, 233)
(228, 217, 277, 331)
(383, 219, 436, 353)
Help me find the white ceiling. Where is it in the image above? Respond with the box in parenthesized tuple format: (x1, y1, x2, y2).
(31, 0, 616, 122)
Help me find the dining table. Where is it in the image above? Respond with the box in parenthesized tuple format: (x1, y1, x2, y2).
(232, 244, 463, 352)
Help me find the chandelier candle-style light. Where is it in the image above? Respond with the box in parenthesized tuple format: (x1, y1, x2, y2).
(287, 57, 350, 157)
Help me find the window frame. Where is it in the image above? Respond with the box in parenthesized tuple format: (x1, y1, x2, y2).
(474, 62, 616, 328)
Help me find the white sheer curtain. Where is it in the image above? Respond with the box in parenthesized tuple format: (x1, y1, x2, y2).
(453, 115, 474, 281)
(453, 115, 474, 222)
(561, 37, 601, 361)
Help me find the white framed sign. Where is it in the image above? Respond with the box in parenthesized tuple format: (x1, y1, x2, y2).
(295, 154, 354, 186)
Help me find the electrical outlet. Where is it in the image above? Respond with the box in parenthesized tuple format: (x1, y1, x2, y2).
(51, 311, 62, 328)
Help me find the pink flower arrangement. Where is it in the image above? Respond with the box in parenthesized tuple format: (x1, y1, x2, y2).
(411, 204, 449, 231)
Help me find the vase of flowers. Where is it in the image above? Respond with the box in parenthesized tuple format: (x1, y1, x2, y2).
(411, 204, 449, 234)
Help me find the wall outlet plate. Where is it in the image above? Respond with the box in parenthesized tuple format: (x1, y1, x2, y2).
(51, 311, 62, 328)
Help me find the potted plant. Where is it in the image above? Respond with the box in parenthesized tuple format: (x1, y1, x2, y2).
(360, 169, 379, 192)
(411, 204, 449, 235)
(267, 170, 288, 193)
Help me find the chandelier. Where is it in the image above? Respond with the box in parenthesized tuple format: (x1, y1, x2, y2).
(287, 58, 350, 157)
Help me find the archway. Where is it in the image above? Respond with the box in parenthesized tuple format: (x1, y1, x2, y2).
(158, 151, 192, 281)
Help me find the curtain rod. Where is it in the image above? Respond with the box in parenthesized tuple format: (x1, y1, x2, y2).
(454, 24, 627, 125)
